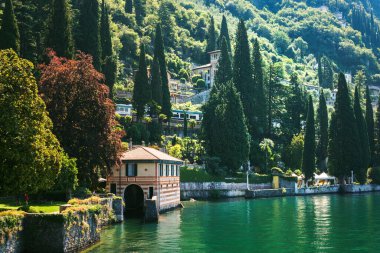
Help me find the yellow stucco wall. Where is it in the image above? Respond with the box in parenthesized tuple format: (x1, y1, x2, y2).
(137, 163, 156, 176)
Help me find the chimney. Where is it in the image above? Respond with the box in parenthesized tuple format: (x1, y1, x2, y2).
(129, 138, 133, 150)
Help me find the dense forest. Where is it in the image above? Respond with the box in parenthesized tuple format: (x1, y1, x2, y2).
(1, 0, 380, 88)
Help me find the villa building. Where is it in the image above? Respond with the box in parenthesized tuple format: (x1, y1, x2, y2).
(191, 50, 221, 88)
(107, 146, 183, 214)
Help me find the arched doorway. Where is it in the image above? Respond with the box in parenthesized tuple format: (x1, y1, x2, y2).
(124, 184, 144, 217)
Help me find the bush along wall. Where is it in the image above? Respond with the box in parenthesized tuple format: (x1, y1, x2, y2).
(0, 196, 122, 253)
(0, 211, 25, 253)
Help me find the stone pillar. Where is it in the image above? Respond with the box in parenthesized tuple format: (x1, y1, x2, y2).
(112, 197, 124, 222)
(144, 197, 159, 222)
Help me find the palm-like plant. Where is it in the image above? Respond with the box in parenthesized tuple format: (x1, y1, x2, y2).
(259, 138, 274, 173)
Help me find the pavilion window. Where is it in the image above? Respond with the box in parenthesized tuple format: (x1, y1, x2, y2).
(159, 163, 163, 176)
(126, 163, 137, 177)
(166, 164, 169, 176)
(176, 165, 179, 177)
(171, 165, 174, 176)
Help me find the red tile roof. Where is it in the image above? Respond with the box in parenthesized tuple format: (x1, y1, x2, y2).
(120, 146, 183, 163)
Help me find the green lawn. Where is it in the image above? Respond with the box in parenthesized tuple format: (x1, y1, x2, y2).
(0, 200, 65, 213)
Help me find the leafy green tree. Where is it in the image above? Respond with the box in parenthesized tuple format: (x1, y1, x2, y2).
(233, 20, 254, 134)
(153, 24, 172, 118)
(46, 0, 74, 58)
(205, 16, 217, 63)
(125, 0, 133, 14)
(76, 0, 101, 70)
(134, 0, 146, 25)
(286, 134, 304, 170)
(202, 81, 250, 174)
(133, 43, 150, 119)
(302, 96, 316, 183)
(319, 56, 334, 89)
(259, 138, 274, 173)
(217, 15, 231, 52)
(55, 154, 78, 200)
(365, 85, 375, 165)
(39, 51, 123, 188)
(316, 91, 329, 171)
(354, 70, 366, 94)
(354, 85, 370, 184)
(0, 49, 63, 195)
(158, 0, 176, 48)
(0, 0, 20, 53)
(214, 37, 232, 86)
(328, 73, 360, 183)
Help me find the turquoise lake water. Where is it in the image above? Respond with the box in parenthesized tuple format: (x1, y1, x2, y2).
(86, 193, 380, 252)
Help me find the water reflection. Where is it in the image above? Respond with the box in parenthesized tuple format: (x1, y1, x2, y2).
(86, 193, 380, 253)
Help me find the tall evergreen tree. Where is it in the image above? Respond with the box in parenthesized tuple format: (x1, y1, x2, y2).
(205, 16, 217, 63)
(133, 44, 150, 120)
(354, 86, 370, 184)
(150, 57, 163, 111)
(183, 112, 188, 137)
(328, 73, 360, 183)
(202, 81, 250, 174)
(365, 85, 375, 166)
(100, 0, 117, 97)
(125, 0, 133, 14)
(217, 15, 231, 52)
(76, 0, 101, 70)
(13, 0, 36, 61)
(46, 0, 74, 58)
(214, 37, 232, 86)
(134, 0, 146, 25)
(252, 38, 266, 138)
(302, 96, 316, 184)
(153, 24, 172, 118)
(316, 91, 329, 171)
(0, 0, 20, 53)
(233, 19, 255, 135)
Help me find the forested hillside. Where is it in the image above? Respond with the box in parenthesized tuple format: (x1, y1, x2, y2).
(1, 0, 380, 88)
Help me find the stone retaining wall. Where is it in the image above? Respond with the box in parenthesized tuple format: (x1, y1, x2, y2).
(296, 186, 340, 195)
(180, 182, 271, 200)
(0, 197, 123, 253)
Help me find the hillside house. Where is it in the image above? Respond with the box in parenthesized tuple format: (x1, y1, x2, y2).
(191, 50, 221, 88)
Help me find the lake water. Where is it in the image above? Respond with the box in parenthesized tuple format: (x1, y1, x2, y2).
(86, 193, 380, 252)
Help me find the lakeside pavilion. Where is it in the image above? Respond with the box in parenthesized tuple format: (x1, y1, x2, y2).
(107, 146, 183, 215)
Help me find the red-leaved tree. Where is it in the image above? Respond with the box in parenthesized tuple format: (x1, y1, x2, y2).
(39, 50, 124, 188)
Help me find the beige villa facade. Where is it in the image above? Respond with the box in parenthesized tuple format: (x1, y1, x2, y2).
(107, 146, 183, 213)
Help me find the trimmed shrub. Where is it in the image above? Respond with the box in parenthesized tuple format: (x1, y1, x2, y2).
(367, 167, 380, 184)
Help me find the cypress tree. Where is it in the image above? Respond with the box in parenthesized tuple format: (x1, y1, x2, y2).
(13, 0, 36, 61)
(125, 0, 133, 14)
(328, 73, 360, 183)
(150, 57, 163, 110)
(183, 112, 188, 137)
(134, 0, 146, 25)
(233, 19, 254, 134)
(354, 86, 370, 184)
(205, 16, 217, 63)
(214, 37, 232, 87)
(217, 15, 231, 52)
(77, 0, 101, 70)
(153, 24, 172, 118)
(0, 0, 20, 53)
(252, 38, 266, 138)
(365, 85, 375, 166)
(133, 44, 150, 120)
(317, 56, 323, 87)
(46, 0, 74, 58)
(202, 81, 250, 174)
(316, 91, 329, 172)
(100, 1, 117, 97)
(302, 96, 315, 184)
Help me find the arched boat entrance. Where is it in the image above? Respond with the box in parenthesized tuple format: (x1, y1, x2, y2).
(124, 184, 144, 217)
